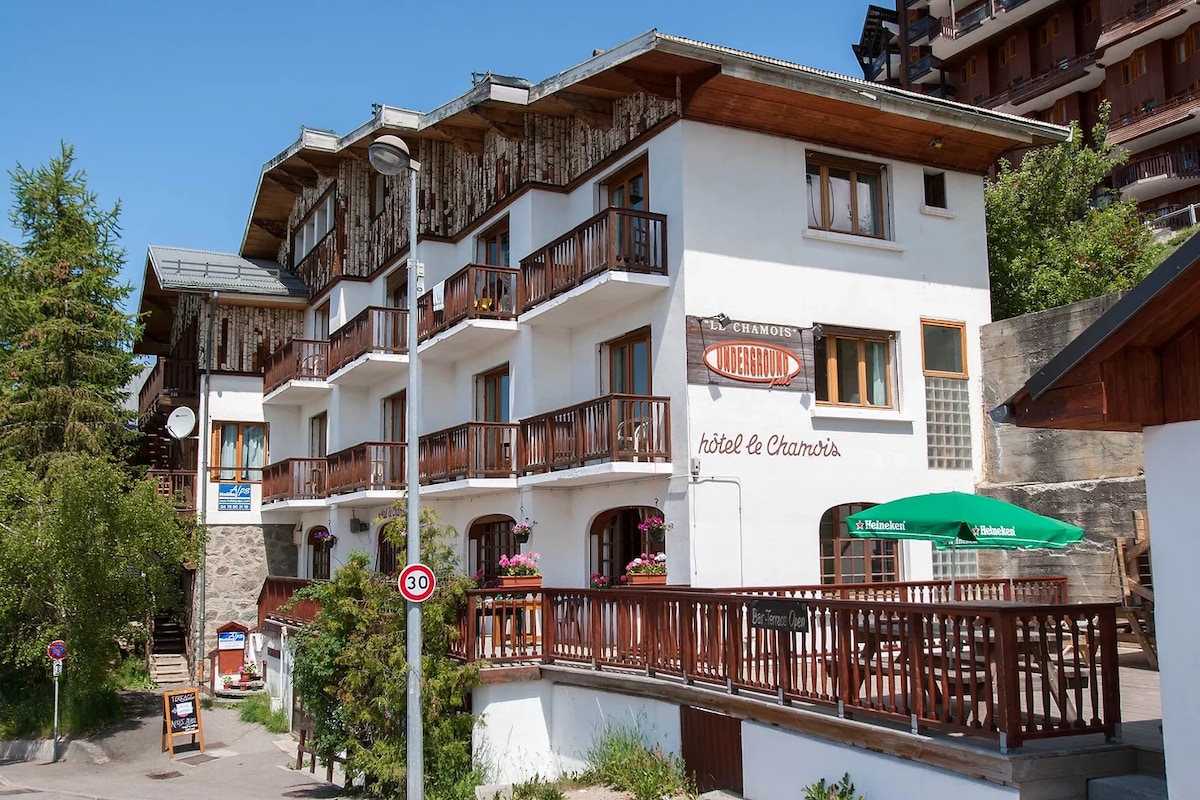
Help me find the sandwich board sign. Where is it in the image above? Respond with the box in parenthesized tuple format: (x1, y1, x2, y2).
(161, 687, 205, 756)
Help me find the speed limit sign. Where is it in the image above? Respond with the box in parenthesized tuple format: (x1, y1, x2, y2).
(398, 563, 436, 603)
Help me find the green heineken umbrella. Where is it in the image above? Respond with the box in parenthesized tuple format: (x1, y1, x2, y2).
(845, 491, 1084, 550)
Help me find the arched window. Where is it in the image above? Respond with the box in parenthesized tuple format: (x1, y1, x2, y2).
(378, 521, 400, 575)
(468, 516, 517, 583)
(590, 506, 663, 582)
(309, 526, 332, 580)
(819, 503, 897, 584)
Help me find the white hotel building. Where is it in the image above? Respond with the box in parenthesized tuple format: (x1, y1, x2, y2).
(132, 32, 1066, 653)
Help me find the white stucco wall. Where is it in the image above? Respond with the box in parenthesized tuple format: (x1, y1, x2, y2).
(201, 374, 271, 525)
(742, 721, 1017, 800)
(1142, 419, 1200, 799)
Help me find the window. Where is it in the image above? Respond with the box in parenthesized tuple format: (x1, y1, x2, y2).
(813, 329, 893, 408)
(932, 548, 979, 581)
(314, 301, 330, 341)
(921, 319, 967, 378)
(378, 523, 399, 575)
(310, 526, 332, 580)
(469, 517, 520, 583)
(606, 328, 652, 395)
(309, 413, 327, 459)
(478, 365, 510, 423)
(806, 153, 885, 238)
(292, 187, 336, 266)
(370, 173, 387, 220)
(212, 422, 266, 481)
(590, 507, 663, 584)
(1122, 50, 1146, 85)
(479, 220, 510, 267)
(998, 37, 1017, 67)
(1177, 36, 1190, 64)
(383, 391, 406, 443)
(820, 503, 898, 584)
(960, 56, 977, 83)
(1039, 16, 1059, 47)
(604, 158, 647, 211)
(1050, 98, 1069, 124)
(923, 172, 947, 208)
(1082, 1, 1096, 25)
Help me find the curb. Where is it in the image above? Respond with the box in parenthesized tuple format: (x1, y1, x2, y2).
(0, 738, 105, 764)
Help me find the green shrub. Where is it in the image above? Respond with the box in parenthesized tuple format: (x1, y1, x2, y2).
(803, 773, 864, 800)
(512, 774, 565, 800)
(115, 656, 153, 690)
(580, 720, 695, 800)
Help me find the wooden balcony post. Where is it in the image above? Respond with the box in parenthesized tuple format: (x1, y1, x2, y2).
(541, 590, 556, 665)
(994, 612, 1023, 751)
(589, 594, 602, 669)
(1098, 605, 1121, 741)
(465, 593, 478, 663)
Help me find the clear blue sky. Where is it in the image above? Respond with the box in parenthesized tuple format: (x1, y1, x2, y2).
(0, 1, 868, 313)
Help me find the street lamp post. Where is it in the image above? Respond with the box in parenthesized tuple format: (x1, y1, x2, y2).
(367, 134, 423, 800)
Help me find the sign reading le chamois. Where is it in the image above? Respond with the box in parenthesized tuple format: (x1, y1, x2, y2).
(685, 315, 816, 392)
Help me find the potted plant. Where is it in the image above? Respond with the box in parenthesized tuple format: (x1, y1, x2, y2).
(312, 528, 337, 546)
(511, 517, 536, 545)
(497, 552, 541, 590)
(624, 552, 667, 585)
(590, 572, 612, 589)
(638, 514, 672, 544)
(239, 660, 259, 683)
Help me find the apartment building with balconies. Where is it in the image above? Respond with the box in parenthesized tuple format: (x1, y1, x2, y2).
(133, 32, 1065, 653)
(855, 0, 1200, 219)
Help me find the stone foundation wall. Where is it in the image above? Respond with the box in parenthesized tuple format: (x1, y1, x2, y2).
(190, 523, 297, 656)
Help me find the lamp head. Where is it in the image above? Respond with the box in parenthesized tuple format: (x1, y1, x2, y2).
(368, 135, 413, 175)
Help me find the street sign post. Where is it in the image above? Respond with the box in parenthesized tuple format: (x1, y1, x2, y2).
(398, 563, 436, 603)
(47, 640, 66, 762)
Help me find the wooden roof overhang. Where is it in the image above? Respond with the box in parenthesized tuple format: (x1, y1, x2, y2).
(1002, 232, 1200, 432)
(239, 31, 1068, 261)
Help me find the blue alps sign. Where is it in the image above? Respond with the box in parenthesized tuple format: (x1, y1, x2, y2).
(217, 483, 252, 511)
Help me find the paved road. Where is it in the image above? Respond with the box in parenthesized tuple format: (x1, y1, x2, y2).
(0, 690, 341, 800)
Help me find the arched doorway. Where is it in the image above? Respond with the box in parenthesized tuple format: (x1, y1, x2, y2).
(377, 520, 401, 576)
(819, 503, 896, 584)
(589, 506, 665, 583)
(468, 515, 517, 584)
(309, 526, 333, 580)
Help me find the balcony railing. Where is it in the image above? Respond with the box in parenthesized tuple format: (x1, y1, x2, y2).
(419, 422, 519, 483)
(519, 208, 668, 314)
(257, 576, 323, 628)
(149, 469, 196, 514)
(453, 585, 1119, 750)
(262, 458, 328, 503)
(1102, 0, 1191, 35)
(328, 307, 408, 374)
(906, 13, 940, 43)
(519, 394, 670, 474)
(326, 442, 406, 494)
(983, 53, 1095, 108)
(908, 54, 936, 81)
(1114, 149, 1200, 189)
(294, 224, 343, 296)
(263, 339, 330, 395)
(138, 358, 198, 417)
(417, 264, 519, 342)
(941, 3, 990, 39)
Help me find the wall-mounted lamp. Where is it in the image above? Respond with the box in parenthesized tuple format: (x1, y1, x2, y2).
(929, 138, 944, 150)
(811, 323, 823, 341)
(713, 313, 731, 328)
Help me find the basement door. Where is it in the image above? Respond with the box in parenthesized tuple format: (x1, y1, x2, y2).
(680, 705, 743, 794)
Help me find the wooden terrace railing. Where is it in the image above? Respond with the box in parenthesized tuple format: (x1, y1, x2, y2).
(455, 585, 1118, 751)
(294, 223, 343, 296)
(328, 307, 408, 375)
(257, 576, 323, 628)
(1113, 149, 1200, 189)
(263, 339, 330, 394)
(138, 358, 199, 417)
(722, 577, 1069, 605)
(519, 394, 670, 474)
(416, 264, 519, 341)
(1101, 0, 1192, 36)
(983, 53, 1096, 109)
(325, 442, 406, 494)
(519, 208, 667, 313)
(419, 422, 518, 483)
(148, 469, 196, 514)
(262, 458, 328, 503)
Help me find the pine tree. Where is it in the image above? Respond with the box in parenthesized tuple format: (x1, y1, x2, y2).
(0, 142, 141, 467)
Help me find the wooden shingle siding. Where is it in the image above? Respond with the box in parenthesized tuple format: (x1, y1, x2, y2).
(195, 305, 304, 374)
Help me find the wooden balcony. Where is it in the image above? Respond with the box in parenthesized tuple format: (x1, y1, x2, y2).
(982, 54, 1099, 111)
(262, 458, 328, 504)
(419, 422, 518, 485)
(263, 339, 330, 402)
(327, 307, 408, 385)
(149, 469, 196, 514)
(519, 208, 668, 319)
(1108, 92, 1200, 150)
(294, 224, 343, 297)
(1099, 0, 1195, 49)
(453, 581, 1119, 751)
(1114, 150, 1200, 201)
(138, 357, 198, 418)
(257, 576, 323, 628)
(520, 394, 670, 475)
(416, 264, 520, 361)
(325, 442, 406, 497)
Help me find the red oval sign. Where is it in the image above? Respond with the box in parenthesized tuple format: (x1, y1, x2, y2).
(702, 341, 801, 387)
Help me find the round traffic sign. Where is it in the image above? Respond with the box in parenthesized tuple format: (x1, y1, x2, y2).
(47, 640, 67, 660)
(398, 563, 436, 603)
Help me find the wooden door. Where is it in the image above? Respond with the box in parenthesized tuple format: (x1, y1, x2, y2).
(679, 705, 742, 794)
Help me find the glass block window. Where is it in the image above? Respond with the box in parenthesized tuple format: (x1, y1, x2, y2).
(932, 548, 979, 580)
(926, 376, 973, 469)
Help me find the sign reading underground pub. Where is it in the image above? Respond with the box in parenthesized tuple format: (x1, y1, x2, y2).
(685, 315, 816, 392)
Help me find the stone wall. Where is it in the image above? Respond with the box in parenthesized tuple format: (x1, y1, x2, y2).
(979, 294, 1146, 604)
(191, 523, 297, 655)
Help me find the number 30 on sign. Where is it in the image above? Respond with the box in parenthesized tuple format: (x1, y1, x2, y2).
(398, 563, 436, 603)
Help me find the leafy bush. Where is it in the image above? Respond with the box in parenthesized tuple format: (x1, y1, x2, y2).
(238, 693, 290, 733)
(512, 774, 565, 800)
(803, 773, 864, 800)
(115, 656, 153, 690)
(580, 720, 695, 800)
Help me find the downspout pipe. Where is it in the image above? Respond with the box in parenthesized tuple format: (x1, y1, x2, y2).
(194, 290, 218, 684)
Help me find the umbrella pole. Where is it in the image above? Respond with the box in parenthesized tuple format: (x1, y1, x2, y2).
(951, 540, 957, 601)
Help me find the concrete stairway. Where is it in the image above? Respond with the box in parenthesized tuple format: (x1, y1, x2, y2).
(150, 653, 189, 686)
(150, 613, 189, 686)
(1088, 774, 1167, 800)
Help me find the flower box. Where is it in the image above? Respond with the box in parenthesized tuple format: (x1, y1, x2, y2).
(497, 575, 542, 590)
(627, 573, 667, 586)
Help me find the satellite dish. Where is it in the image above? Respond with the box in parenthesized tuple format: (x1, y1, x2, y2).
(165, 407, 197, 440)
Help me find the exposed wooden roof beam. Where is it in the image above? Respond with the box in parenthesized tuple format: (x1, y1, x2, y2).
(252, 217, 288, 240)
(264, 172, 303, 194)
(295, 156, 341, 179)
(679, 65, 722, 114)
(468, 107, 527, 140)
(613, 66, 678, 99)
(554, 91, 614, 128)
(279, 164, 319, 188)
(435, 123, 487, 155)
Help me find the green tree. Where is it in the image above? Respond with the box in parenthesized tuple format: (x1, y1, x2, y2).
(290, 504, 481, 800)
(985, 108, 1162, 320)
(0, 142, 141, 467)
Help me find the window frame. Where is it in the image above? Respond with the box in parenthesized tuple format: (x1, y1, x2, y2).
(478, 219, 511, 267)
(309, 413, 327, 459)
(604, 327, 653, 396)
(819, 503, 900, 584)
(477, 364, 510, 423)
(805, 152, 887, 240)
(920, 318, 969, 379)
(603, 157, 649, 211)
(813, 327, 895, 409)
(998, 36, 1017, 66)
(383, 390, 406, 443)
(1039, 15, 1059, 47)
(210, 421, 268, 483)
(960, 56, 978, 84)
(292, 185, 336, 267)
(370, 173, 388, 220)
(923, 171, 947, 209)
(469, 516, 520, 583)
